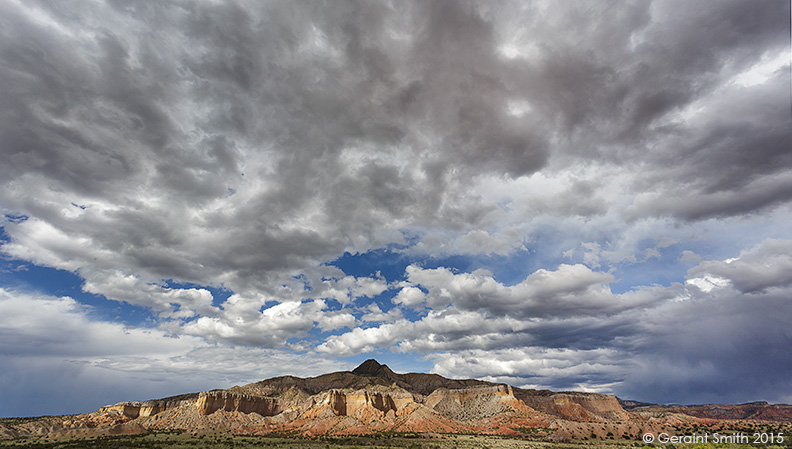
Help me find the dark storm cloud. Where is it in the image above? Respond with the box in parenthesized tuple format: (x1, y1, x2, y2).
(0, 288, 348, 417)
(1, 0, 791, 409)
(687, 239, 792, 294)
(430, 275, 792, 404)
(624, 74, 792, 220)
(324, 240, 792, 403)
(620, 285, 792, 404)
(500, 0, 792, 221)
(616, 0, 792, 220)
(2, 0, 788, 296)
(1, 0, 555, 307)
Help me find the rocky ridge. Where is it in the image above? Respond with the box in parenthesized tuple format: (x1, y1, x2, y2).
(631, 401, 792, 422)
(2, 360, 790, 441)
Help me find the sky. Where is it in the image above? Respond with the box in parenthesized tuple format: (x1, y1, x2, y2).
(1, 0, 791, 418)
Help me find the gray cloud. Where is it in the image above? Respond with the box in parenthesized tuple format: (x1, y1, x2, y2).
(621, 284, 792, 404)
(320, 240, 792, 403)
(688, 239, 792, 293)
(3, 0, 788, 296)
(0, 288, 349, 417)
(430, 347, 631, 393)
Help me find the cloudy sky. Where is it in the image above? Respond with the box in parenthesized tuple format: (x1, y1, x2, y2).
(1, 0, 791, 418)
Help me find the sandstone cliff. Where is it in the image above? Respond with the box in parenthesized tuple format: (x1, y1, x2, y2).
(3, 359, 789, 441)
(98, 393, 199, 418)
(514, 389, 630, 422)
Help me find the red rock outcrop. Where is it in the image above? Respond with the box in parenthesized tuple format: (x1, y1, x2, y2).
(195, 391, 281, 416)
(514, 389, 629, 421)
(425, 384, 516, 409)
(326, 389, 413, 417)
(98, 393, 198, 418)
(3, 359, 790, 441)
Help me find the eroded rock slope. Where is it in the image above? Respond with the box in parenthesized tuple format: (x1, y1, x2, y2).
(2, 359, 789, 440)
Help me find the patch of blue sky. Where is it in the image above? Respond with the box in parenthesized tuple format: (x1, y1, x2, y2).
(327, 246, 412, 283)
(286, 335, 309, 347)
(3, 214, 29, 225)
(696, 214, 792, 260)
(0, 255, 156, 326)
(394, 304, 426, 323)
(292, 273, 311, 291)
(363, 287, 398, 307)
(424, 246, 569, 287)
(354, 287, 427, 322)
(328, 233, 572, 290)
(608, 240, 691, 294)
(327, 229, 732, 303)
(335, 352, 434, 375)
(318, 297, 346, 311)
(610, 215, 792, 294)
(162, 279, 233, 309)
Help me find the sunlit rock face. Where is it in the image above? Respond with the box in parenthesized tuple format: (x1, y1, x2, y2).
(514, 390, 631, 422)
(68, 360, 634, 436)
(325, 389, 412, 417)
(19, 359, 782, 440)
(195, 391, 281, 416)
(98, 394, 199, 418)
(425, 384, 516, 409)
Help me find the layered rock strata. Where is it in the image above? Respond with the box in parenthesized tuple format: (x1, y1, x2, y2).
(91, 361, 628, 427)
(195, 391, 281, 416)
(515, 390, 630, 421)
(7, 359, 785, 441)
(98, 394, 198, 418)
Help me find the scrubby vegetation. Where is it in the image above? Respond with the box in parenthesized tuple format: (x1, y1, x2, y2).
(2, 429, 791, 449)
(4, 432, 790, 449)
(0, 433, 628, 449)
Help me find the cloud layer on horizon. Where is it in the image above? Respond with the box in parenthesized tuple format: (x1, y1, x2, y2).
(1, 0, 790, 416)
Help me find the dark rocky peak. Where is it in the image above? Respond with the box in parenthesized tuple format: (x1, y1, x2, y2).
(352, 359, 397, 378)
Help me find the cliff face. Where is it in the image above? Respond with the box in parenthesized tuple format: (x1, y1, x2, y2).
(329, 390, 412, 417)
(5, 359, 786, 441)
(514, 390, 630, 422)
(78, 361, 553, 435)
(425, 385, 516, 409)
(98, 393, 199, 418)
(195, 391, 281, 416)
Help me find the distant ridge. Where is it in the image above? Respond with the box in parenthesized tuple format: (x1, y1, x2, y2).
(1, 359, 790, 441)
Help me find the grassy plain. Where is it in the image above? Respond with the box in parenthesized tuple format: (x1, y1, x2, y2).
(1, 432, 791, 449)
